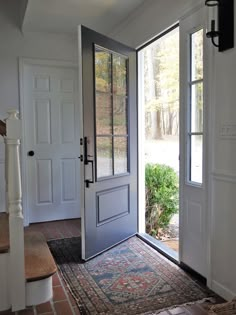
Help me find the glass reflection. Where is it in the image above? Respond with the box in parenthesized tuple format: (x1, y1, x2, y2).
(114, 95, 127, 135)
(96, 92, 112, 135)
(95, 50, 111, 92)
(191, 83, 203, 133)
(113, 55, 127, 96)
(114, 137, 128, 174)
(191, 29, 203, 81)
(190, 135, 202, 183)
(94, 46, 129, 179)
(96, 137, 113, 178)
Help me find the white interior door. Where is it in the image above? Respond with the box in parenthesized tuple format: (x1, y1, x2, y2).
(179, 8, 207, 276)
(78, 26, 138, 260)
(22, 61, 80, 223)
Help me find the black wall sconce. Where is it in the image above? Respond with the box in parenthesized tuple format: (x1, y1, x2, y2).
(205, 0, 234, 52)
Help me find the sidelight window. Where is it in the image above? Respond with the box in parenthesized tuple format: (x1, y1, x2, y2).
(188, 29, 204, 184)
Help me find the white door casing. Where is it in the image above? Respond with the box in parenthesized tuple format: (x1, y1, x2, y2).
(20, 59, 80, 224)
(179, 8, 208, 277)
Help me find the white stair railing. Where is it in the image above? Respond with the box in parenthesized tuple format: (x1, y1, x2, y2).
(5, 110, 25, 311)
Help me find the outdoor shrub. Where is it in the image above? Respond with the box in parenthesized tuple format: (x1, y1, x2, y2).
(145, 163, 179, 237)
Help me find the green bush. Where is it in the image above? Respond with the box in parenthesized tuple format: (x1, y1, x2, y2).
(145, 163, 179, 237)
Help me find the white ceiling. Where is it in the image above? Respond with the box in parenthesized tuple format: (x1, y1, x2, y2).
(22, 0, 146, 35)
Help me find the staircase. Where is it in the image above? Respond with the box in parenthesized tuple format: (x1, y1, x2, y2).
(0, 111, 57, 312)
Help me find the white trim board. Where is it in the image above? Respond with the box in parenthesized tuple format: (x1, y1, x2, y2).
(211, 280, 236, 301)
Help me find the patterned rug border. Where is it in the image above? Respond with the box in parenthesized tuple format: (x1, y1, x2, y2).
(48, 236, 216, 315)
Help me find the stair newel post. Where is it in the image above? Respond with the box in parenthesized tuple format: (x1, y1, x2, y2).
(6, 110, 26, 311)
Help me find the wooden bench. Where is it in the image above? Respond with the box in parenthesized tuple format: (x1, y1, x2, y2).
(24, 231, 57, 282)
(0, 214, 57, 281)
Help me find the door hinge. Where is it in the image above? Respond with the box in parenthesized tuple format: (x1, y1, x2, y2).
(80, 138, 83, 145)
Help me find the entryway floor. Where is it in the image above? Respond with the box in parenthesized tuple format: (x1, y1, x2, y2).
(0, 219, 219, 315)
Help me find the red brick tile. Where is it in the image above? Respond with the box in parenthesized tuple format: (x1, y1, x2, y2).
(36, 301, 52, 314)
(44, 230, 62, 240)
(54, 301, 74, 315)
(53, 286, 67, 302)
(67, 292, 76, 306)
(52, 273, 61, 286)
(0, 310, 15, 315)
(26, 219, 81, 240)
(17, 308, 34, 315)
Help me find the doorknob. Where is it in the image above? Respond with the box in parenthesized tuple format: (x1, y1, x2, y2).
(28, 151, 35, 156)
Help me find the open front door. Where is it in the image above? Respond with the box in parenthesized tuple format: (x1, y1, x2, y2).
(78, 25, 137, 260)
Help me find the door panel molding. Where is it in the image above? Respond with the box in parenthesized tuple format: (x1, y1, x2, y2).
(96, 185, 130, 226)
(212, 171, 236, 183)
(19, 58, 79, 226)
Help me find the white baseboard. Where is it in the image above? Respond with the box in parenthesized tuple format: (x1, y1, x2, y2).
(211, 280, 236, 301)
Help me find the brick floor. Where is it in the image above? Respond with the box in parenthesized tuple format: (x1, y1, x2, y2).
(0, 272, 78, 315)
(25, 219, 81, 240)
(0, 219, 221, 315)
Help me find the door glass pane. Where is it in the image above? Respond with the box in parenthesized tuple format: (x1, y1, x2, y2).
(96, 92, 112, 135)
(191, 83, 203, 132)
(95, 49, 111, 92)
(114, 95, 127, 135)
(190, 135, 202, 183)
(113, 55, 127, 96)
(114, 137, 128, 174)
(96, 137, 113, 178)
(191, 29, 203, 81)
(94, 46, 129, 179)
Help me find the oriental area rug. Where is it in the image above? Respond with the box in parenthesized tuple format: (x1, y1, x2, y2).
(48, 236, 215, 315)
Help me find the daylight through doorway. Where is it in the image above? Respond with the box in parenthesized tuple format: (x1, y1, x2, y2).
(139, 26, 180, 258)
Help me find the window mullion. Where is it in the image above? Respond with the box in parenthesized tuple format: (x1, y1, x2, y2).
(111, 53, 115, 176)
(189, 78, 203, 86)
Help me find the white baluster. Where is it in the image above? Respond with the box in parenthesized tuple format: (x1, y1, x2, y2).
(5, 110, 25, 311)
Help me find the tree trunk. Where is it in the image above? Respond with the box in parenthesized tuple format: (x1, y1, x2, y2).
(151, 110, 162, 139)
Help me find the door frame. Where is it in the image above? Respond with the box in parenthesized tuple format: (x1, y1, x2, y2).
(19, 58, 78, 226)
(77, 27, 85, 255)
(137, 24, 181, 262)
(179, 7, 210, 278)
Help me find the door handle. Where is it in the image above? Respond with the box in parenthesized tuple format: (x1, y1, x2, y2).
(84, 137, 94, 188)
(28, 150, 35, 156)
(85, 159, 94, 188)
(84, 136, 89, 165)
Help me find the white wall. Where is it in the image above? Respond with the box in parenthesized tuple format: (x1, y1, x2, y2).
(0, 0, 77, 212)
(111, 0, 202, 48)
(210, 2, 236, 299)
(113, 0, 236, 301)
